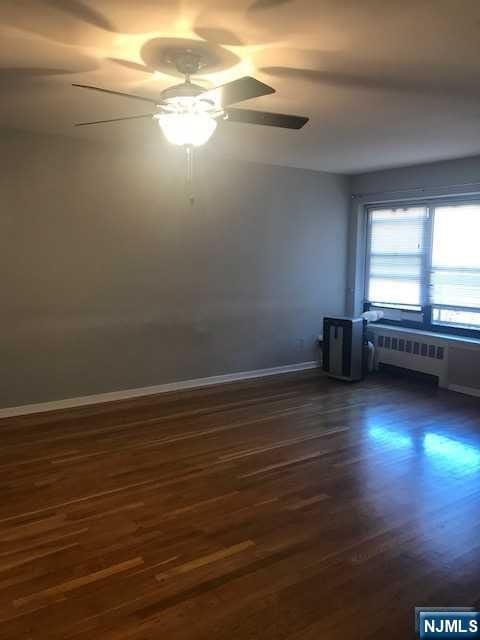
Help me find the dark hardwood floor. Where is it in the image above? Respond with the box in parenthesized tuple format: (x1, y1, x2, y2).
(0, 370, 479, 639)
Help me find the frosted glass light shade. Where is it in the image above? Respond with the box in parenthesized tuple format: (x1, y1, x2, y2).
(157, 113, 217, 146)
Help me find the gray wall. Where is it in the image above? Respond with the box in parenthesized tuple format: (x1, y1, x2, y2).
(350, 154, 480, 195)
(1, 129, 349, 407)
(448, 346, 480, 391)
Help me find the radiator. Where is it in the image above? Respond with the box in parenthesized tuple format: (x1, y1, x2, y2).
(368, 326, 480, 396)
(371, 327, 447, 385)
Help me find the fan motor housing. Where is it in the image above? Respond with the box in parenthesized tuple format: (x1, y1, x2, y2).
(163, 48, 213, 75)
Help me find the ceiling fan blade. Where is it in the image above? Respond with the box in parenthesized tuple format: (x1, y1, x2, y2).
(225, 108, 309, 129)
(72, 83, 158, 105)
(199, 76, 275, 107)
(75, 114, 155, 127)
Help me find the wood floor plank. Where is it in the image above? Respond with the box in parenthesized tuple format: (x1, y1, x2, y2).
(13, 558, 145, 608)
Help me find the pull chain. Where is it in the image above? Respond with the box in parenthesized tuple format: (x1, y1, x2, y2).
(185, 144, 195, 205)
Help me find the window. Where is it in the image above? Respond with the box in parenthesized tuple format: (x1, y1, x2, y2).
(431, 205, 480, 331)
(365, 201, 480, 336)
(366, 207, 427, 311)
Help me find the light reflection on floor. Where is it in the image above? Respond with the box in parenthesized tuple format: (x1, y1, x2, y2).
(423, 433, 480, 475)
(364, 419, 480, 563)
(368, 426, 413, 450)
(368, 425, 480, 476)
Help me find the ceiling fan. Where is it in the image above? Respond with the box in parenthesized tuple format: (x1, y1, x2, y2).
(73, 47, 309, 147)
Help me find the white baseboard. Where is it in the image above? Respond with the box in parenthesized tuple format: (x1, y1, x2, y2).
(0, 361, 320, 419)
(447, 384, 480, 398)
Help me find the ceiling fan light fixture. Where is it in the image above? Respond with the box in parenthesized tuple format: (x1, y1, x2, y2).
(155, 110, 218, 147)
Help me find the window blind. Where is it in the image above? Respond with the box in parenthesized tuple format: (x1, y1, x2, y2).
(366, 207, 428, 310)
(431, 204, 480, 309)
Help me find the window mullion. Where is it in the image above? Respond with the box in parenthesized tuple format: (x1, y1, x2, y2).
(364, 211, 373, 306)
(421, 205, 434, 329)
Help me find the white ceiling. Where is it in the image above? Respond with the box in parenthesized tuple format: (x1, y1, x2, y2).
(2, 0, 480, 174)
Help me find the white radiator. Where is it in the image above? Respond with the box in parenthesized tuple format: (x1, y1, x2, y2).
(369, 325, 480, 396)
